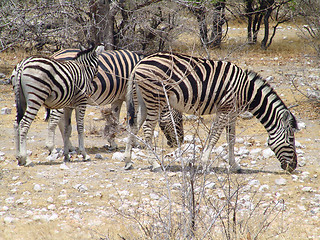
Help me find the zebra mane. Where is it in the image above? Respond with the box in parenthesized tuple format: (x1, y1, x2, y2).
(246, 70, 298, 130)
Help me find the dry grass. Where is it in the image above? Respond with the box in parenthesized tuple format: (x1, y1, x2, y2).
(1, 22, 320, 240)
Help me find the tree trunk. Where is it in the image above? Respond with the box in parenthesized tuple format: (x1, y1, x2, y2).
(261, 0, 274, 50)
(245, 0, 254, 43)
(194, 7, 209, 48)
(210, 0, 225, 48)
(89, 0, 114, 50)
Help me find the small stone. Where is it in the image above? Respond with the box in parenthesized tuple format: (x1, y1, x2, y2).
(60, 163, 69, 170)
(34, 184, 42, 192)
(301, 186, 313, 192)
(73, 184, 88, 193)
(150, 193, 159, 200)
(259, 184, 270, 192)
(49, 213, 58, 221)
(248, 179, 260, 187)
(5, 197, 14, 204)
(297, 122, 306, 129)
(262, 148, 274, 158)
(1, 107, 12, 115)
(205, 182, 216, 189)
(112, 152, 124, 161)
(95, 154, 103, 159)
(48, 204, 56, 210)
(4, 217, 15, 224)
(275, 178, 287, 186)
(250, 148, 262, 155)
(47, 197, 54, 203)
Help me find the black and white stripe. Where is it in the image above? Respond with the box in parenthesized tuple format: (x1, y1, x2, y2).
(125, 52, 298, 172)
(13, 44, 100, 166)
(47, 49, 184, 152)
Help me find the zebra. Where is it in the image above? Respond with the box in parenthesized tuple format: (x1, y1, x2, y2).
(124, 52, 298, 172)
(12, 44, 100, 166)
(46, 49, 184, 153)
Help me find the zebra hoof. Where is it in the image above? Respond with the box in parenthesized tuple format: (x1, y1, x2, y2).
(124, 162, 134, 170)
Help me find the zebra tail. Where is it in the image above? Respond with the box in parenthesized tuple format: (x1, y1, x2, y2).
(45, 108, 51, 122)
(126, 75, 135, 127)
(13, 65, 26, 124)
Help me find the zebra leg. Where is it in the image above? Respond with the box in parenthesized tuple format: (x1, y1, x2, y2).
(107, 100, 123, 150)
(75, 106, 90, 161)
(62, 108, 73, 162)
(202, 113, 228, 166)
(124, 99, 147, 170)
(226, 119, 241, 172)
(16, 106, 41, 166)
(58, 112, 75, 152)
(14, 118, 21, 163)
(46, 109, 62, 154)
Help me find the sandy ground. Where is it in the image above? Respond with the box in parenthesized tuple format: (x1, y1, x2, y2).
(0, 25, 320, 240)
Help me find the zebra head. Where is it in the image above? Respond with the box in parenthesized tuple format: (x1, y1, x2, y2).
(267, 109, 298, 173)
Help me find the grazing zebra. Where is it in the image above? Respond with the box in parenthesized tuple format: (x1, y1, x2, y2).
(46, 49, 184, 153)
(12, 44, 100, 166)
(125, 52, 298, 172)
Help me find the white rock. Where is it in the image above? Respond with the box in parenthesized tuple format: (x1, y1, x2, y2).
(47, 197, 54, 203)
(16, 198, 25, 205)
(112, 152, 124, 161)
(150, 193, 159, 200)
(297, 122, 306, 129)
(64, 199, 72, 205)
(73, 184, 88, 193)
(262, 148, 274, 158)
(118, 190, 129, 197)
(4, 217, 15, 224)
(301, 187, 313, 192)
(259, 184, 270, 192)
(2, 206, 9, 211)
(49, 213, 58, 221)
(60, 163, 69, 170)
(153, 131, 159, 138)
(275, 178, 287, 186)
(172, 183, 181, 190)
(266, 76, 274, 81)
(295, 140, 305, 149)
(34, 184, 42, 192)
(184, 135, 201, 143)
(248, 179, 260, 187)
(1, 107, 12, 115)
(0, 151, 5, 156)
(236, 147, 249, 156)
(236, 137, 244, 144)
(205, 182, 216, 189)
(250, 148, 262, 155)
(216, 190, 226, 200)
(48, 204, 56, 210)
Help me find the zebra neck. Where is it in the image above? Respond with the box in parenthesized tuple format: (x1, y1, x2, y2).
(247, 76, 287, 134)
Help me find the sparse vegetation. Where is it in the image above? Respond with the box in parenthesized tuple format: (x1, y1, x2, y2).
(0, 1, 320, 239)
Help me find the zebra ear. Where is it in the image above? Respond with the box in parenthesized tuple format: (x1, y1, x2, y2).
(281, 110, 293, 129)
(79, 44, 86, 52)
(96, 45, 104, 55)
